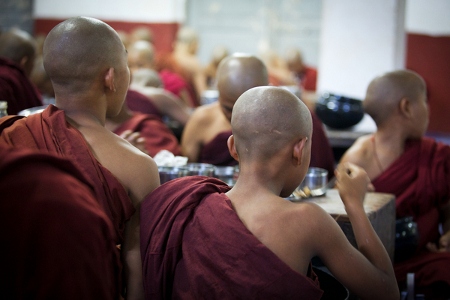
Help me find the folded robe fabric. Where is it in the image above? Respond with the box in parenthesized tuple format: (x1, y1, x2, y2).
(0, 57, 43, 115)
(372, 137, 450, 292)
(0, 145, 119, 299)
(112, 112, 181, 157)
(0, 105, 135, 244)
(140, 175, 323, 300)
(126, 89, 164, 120)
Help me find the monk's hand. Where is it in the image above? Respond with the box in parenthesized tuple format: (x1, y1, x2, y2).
(427, 231, 450, 253)
(120, 130, 148, 155)
(335, 162, 370, 211)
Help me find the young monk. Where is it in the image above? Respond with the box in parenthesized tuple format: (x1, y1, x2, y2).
(141, 86, 399, 299)
(0, 144, 118, 299)
(181, 53, 335, 178)
(0, 28, 43, 114)
(0, 17, 159, 299)
(340, 70, 450, 298)
(128, 40, 196, 111)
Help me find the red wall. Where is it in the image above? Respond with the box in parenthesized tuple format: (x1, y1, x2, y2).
(34, 18, 179, 54)
(406, 33, 450, 133)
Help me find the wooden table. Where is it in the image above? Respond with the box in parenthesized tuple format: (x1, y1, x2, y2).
(299, 188, 396, 261)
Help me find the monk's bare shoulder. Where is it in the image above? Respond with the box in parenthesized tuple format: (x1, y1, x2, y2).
(84, 127, 159, 203)
(340, 134, 373, 167)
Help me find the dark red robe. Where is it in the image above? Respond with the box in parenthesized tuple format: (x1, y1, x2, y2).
(0, 105, 135, 245)
(156, 53, 199, 107)
(0, 57, 43, 115)
(296, 66, 317, 92)
(199, 130, 237, 166)
(113, 112, 181, 157)
(126, 89, 163, 120)
(0, 145, 119, 299)
(159, 69, 197, 108)
(372, 137, 450, 295)
(140, 176, 323, 299)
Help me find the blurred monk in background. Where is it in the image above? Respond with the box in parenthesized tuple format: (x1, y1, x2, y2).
(0, 28, 43, 115)
(156, 26, 205, 106)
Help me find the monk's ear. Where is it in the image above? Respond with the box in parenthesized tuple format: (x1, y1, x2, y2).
(227, 135, 239, 162)
(104, 68, 116, 92)
(399, 97, 412, 119)
(293, 137, 308, 166)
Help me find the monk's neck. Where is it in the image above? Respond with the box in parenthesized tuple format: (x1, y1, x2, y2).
(105, 107, 133, 131)
(373, 129, 406, 158)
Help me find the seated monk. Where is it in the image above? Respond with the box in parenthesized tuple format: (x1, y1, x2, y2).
(140, 86, 399, 299)
(0, 144, 118, 299)
(0, 28, 43, 115)
(155, 27, 205, 106)
(0, 17, 160, 300)
(339, 70, 450, 299)
(181, 53, 335, 177)
(128, 40, 196, 109)
(105, 100, 182, 157)
(284, 47, 318, 92)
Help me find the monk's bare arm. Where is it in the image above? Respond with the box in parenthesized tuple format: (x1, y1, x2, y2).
(339, 135, 371, 167)
(121, 152, 160, 300)
(134, 86, 192, 125)
(312, 163, 398, 300)
(180, 107, 208, 162)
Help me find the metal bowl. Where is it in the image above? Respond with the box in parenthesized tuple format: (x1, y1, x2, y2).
(158, 166, 189, 184)
(299, 167, 328, 191)
(214, 166, 238, 186)
(315, 93, 364, 129)
(185, 163, 215, 176)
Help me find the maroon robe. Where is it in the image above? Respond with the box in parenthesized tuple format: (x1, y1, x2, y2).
(113, 112, 181, 157)
(199, 130, 237, 166)
(159, 69, 197, 108)
(0, 145, 119, 299)
(310, 111, 335, 179)
(372, 137, 450, 294)
(126, 89, 163, 120)
(198, 112, 335, 174)
(140, 176, 323, 299)
(0, 57, 43, 115)
(0, 105, 135, 245)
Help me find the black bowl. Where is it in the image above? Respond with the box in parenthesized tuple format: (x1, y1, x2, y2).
(315, 93, 364, 129)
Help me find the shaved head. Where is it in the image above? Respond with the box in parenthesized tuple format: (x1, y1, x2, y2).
(128, 40, 155, 71)
(364, 70, 426, 126)
(43, 17, 126, 92)
(231, 86, 312, 161)
(216, 54, 268, 120)
(0, 28, 36, 75)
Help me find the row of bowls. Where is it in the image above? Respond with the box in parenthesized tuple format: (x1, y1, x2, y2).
(159, 163, 239, 186)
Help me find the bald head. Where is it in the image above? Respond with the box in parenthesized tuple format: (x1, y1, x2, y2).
(216, 54, 269, 120)
(43, 17, 126, 91)
(364, 70, 426, 126)
(231, 86, 312, 161)
(284, 47, 304, 73)
(0, 28, 36, 75)
(128, 40, 155, 71)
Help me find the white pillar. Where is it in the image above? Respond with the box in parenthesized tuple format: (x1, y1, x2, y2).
(318, 0, 406, 99)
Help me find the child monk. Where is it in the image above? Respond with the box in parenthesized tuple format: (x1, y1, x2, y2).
(140, 86, 399, 299)
(340, 70, 450, 298)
